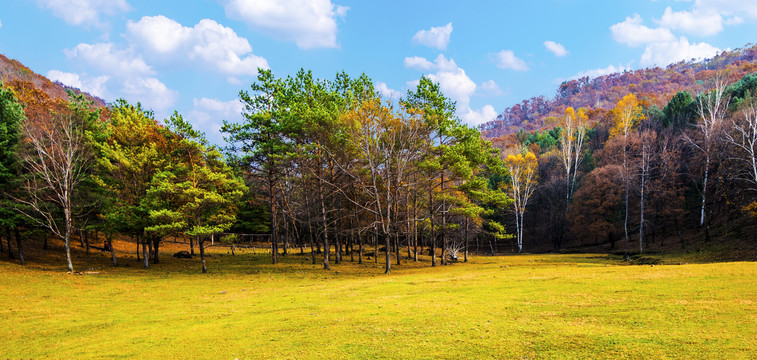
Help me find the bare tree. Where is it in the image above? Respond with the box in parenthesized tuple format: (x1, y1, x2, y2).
(16, 98, 98, 272)
(724, 98, 757, 192)
(685, 77, 730, 229)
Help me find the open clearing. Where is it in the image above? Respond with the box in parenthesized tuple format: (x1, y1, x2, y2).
(0, 246, 755, 359)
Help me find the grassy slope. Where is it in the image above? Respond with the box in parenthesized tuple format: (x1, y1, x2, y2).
(0, 244, 754, 359)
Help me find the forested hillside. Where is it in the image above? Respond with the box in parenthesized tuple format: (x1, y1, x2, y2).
(2, 44, 757, 275)
(486, 45, 757, 257)
(482, 45, 757, 138)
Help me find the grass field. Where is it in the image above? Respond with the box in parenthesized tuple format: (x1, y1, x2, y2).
(0, 242, 755, 359)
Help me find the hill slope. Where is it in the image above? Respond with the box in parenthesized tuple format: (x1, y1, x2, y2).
(481, 45, 757, 138)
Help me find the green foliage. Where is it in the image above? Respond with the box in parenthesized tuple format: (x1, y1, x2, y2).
(662, 90, 695, 129)
(727, 72, 757, 110)
(0, 83, 26, 229)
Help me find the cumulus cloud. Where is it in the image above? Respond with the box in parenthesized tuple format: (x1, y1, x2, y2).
(33, 0, 130, 28)
(47, 70, 109, 98)
(188, 97, 244, 144)
(65, 43, 152, 76)
(656, 1, 757, 37)
(64, 42, 176, 112)
(610, 14, 675, 47)
(544, 41, 568, 57)
(122, 77, 178, 113)
(223, 0, 348, 49)
(640, 37, 721, 66)
(403, 54, 458, 72)
(461, 105, 497, 126)
(493, 50, 529, 71)
(479, 80, 503, 96)
(405, 55, 497, 126)
(411, 23, 453, 50)
(657, 6, 723, 37)
(126, 15, 269, 76)
(375, 82, 401, 100)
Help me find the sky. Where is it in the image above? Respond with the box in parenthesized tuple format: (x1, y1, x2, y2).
(1, 0, 757, 144)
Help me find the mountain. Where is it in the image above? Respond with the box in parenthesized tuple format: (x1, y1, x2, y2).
(481, 44, 757, 139)
(0, 53, 105, 107)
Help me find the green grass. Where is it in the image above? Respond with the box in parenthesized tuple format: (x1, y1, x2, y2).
(0, 248, 755, 359)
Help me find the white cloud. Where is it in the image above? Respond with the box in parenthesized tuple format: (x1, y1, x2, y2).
(544, 41, 568, 57)
(65, 42, 153, 77)
(493, 50, 529, 71)
(189, 97, 244, 144)
(375, 82, 401, 100)
(411, 23, 453, 50)
(404, 54, 458, 72)
(640, 37, 721, 66)
(406, 56, 496, 126)
(692, 0, 757, 24)
(657, 6, 723, 36)
(479, 80, 503, 96)
(461, 105, 497, 126)
(47, 70, 109, 98)
(610, 14, 675, 47)
(64, 42, 177, 112)
(122, 77, 178, 113)
(0, 19, 3, 29)
(223, 0, 348, 49)
(404, 56, 435, 71)
(127, 16, 269, 77)
(33, 0, 130, 28)
(573, 64, 630, 79)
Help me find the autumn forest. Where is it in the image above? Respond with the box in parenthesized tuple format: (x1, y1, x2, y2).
(2, 45, 757, 276)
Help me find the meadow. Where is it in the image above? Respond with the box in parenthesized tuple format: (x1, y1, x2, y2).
(0, 242, 754, 359)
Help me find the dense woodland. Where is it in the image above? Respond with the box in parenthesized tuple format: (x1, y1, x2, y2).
(1, 45, 757, 274)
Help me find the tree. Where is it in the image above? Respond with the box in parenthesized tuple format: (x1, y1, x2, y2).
(16, 93, 101, 271)
(610, 93, 643, 259)
(503, 150, 538, 253)
(148, 114, 245, 273)
(558, 107, 589, 203)
(223, 69, 291, 265)
(686, 77, 729, 233)
(0, 84, 27, 263)
(93, 100, 166, 267)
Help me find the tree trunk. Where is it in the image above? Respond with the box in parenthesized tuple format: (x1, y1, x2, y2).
(108, 234, 117, 266)
(430, 187, 436, 267)
(384, 232, 391, 274)
(153, 238, 160, 264)
(84, 230, 90, 255)
(142, 240, 149, 269)
(189, 235, 194, 256)
(14, 227, 24, 265)
(700, 155, 710, 227)
(199, 237, 207, 273)
(64, 209, 74, 272)
(3, 229, 14, 259)
(271, 192, 278, 264)
(319, 179, 330, 270)
(464, 218, 469, 263)
(358, 233, 363, 264)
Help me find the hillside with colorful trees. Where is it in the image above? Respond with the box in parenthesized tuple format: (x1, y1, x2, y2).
(482, 44, 757, 139)
(485, 45, 757, 258)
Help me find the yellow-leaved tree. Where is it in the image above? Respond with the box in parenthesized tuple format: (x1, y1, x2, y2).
(610, 93, 643, 260)
(504, 150, 538, 253)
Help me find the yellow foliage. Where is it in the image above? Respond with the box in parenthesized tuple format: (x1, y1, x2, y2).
(609, 93, 643, 139)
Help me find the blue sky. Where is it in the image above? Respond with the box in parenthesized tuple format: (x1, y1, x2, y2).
(2, 0, 757, 144)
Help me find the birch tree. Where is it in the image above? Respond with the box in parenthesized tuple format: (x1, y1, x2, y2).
(610, 93, 642, 260)
(16, 94, 101, 272)
(503, 150, 538, 253)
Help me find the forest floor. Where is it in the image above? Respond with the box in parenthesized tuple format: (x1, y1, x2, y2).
(0, 239, 755, 359)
